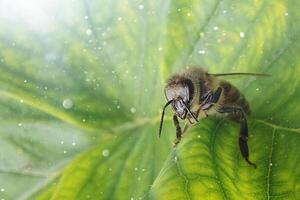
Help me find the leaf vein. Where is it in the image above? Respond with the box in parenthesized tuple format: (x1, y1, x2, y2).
(174, 150, 191, 200)
(266, 127, 276, 200)
(179, 0, 224, 67)
(210, 120, 229, 200)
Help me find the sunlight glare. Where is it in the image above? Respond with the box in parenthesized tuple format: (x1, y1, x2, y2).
(0, 0, 58, 31)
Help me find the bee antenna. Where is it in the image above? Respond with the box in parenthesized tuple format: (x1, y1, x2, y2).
(158, 99, 173, 138)
(210, 72, 271, 77)
(179, 98, 199, 122)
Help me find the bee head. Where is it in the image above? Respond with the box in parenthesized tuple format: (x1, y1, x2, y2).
(164, 76, 194, 119)
(158, 75, 196, 138)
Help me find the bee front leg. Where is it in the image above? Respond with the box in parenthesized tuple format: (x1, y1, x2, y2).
(218, 106, 257, 168)
(211, 87, 222, 104)
(196, 87, 223, 118)
(199, 87, 223, 112)
(173, 115, 182, 147)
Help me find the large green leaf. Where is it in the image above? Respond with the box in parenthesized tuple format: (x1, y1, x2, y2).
(0, 0, 299, 199)
(39, 123, 172, 200)
(149, 119, 300, 199)
(0, 105, 91, 199)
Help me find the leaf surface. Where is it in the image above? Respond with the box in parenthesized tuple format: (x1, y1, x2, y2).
(0, 0, 299, 199)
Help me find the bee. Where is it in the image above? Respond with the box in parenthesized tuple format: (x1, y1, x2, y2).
(158, 67, 270, 168)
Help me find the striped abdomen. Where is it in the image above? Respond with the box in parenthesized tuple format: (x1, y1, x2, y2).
(219, 80, 250, 117)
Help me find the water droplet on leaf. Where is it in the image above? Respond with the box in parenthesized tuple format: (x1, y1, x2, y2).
(62, 99, 73, 109)
(198, 50, 206, 54)
(240, 32, 245, 38)
(102, 149, 110, 157)
(213, 26, 219, 31)
(138, 4, 144, 10)
(86, 29, 92, 36)
(130, 107, 136, 113)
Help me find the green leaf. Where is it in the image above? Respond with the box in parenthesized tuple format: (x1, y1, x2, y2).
(0, 0, 300, 199)
(149, 119, 300, 199)
(42, 123, 172, 200)
(0, 119, 90, 199)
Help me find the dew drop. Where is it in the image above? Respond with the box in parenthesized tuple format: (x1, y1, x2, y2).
(18, 123, 22, 127)
(138, 4, 144, 10)
(285, 12, 288, 16)
(255, 88, 260, 91)
(213, 26, 219, 31)
(187, 12, 191, 17)
(62, 99, 73, 109)
(86, 29, 92, 36)
(134, 167, 138, 171)
(63, 150, 67, 154)
(84, 15, 88, 19)
(158, 47, 163, 51)
(269, 163, 273, 166)
(240, 32, 245, 38)
(0, 188, 4, 192)
(60, 141, 64, 145)
(20, 99, 24, 103)
(198, 50, 206, 54)
(223, 10, 227, 14)
(130, 107, 136, 113)
(174, 156, 178, 162)
(72, 141, 76, 146)
(24, 79, 27, 83)
(117, 17, 122, 21)
(102, 149, 110, 157)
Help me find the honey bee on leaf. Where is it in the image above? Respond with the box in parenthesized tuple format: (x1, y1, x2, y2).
(158, 67, 271, 168)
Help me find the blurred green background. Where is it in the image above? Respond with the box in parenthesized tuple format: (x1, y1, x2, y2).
(0, 0, 299, 199)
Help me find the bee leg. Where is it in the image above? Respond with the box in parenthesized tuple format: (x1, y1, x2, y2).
(173, 115, 182, 147)
(200, 87, 223, 111)
(211, 87, 222, 103)
(203, 111, 208, 117)
(187, 116, 195, 124)
(218, 106, 257, 168)
(195, 87, 222, 119)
